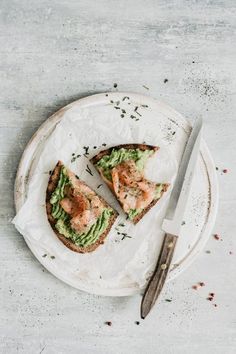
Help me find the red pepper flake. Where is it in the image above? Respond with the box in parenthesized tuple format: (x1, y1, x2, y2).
(199, 282, 205, 287)
(105, 321, 112, 326)
(207, 297, 213, 301)
(209, 293, 215, 297)
(222, 169, 228, 173)
(214, 234, 220, 240)
(192, 285, 198, 290)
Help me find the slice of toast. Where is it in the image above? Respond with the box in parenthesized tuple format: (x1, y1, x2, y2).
(46, 161, 118, 253)
(90, 144, 169, 224)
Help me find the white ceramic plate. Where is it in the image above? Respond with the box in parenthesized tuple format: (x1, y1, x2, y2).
(14, 92, 218, 296)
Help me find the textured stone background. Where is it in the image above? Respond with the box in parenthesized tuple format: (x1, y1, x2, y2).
(0, 1, 236, 353)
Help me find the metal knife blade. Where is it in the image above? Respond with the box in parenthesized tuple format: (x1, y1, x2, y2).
(162, 117, 202, 235)
(141, 118, 202, 319)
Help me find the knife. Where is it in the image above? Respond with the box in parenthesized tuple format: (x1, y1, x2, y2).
(141, 117, 203, 319)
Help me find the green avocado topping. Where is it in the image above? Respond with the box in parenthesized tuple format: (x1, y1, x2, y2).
(127, 184, 165, 220)
(50, 166, 112, 247)
(55, 208, 113, 247)
(96, 148, 154, 180)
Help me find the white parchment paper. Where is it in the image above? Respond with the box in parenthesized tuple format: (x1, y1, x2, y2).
(13, 99, 178, 290)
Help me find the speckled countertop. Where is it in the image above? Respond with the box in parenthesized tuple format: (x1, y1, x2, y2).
(1, 1, 236, 353)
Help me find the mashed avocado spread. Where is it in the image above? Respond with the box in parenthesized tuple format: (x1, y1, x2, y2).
(127, 184, 165, 220)
(50, 166, 112, 247)
(96, 148, 153, 180)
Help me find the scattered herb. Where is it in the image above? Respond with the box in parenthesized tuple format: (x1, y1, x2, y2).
(118, 223, 125, 227)
(121, 233, 132, 240)
(142, 85, 149, 90)
(164, 78, 168, 83)
(42, 254, 47, 258)
(85, 165, 93, 176)
(114, 106, 120, 109)
(97, 184, 103, 189)
(83, 146, 89, 155)
(181, 221, 186, 226)
(102, 143, 107, 146)
(141, 104, 148, 108)
(172, 131, 176, 135)
(130, 115, 136, 119)
(110, 100, 114, 103)
(75, 175, 80, 179)
(165, 299, 172, 302)
(50, 256, 55, 259)
(121, 114, 124, 118)
(105, 321, 112, 326)
(72, 153, 75, 156)
(122, 96, 130, 101)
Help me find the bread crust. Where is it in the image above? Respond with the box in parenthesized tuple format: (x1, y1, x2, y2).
(90, 145, 169, 224)
(90, 144, 159, 164)
(46, 161, 118, 253)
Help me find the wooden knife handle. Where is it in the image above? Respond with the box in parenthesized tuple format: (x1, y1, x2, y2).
(141, 233, 178, 319)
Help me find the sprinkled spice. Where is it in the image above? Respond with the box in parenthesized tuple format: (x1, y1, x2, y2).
(223, 169, 228, 173)
(216, 167, 218, 170)
(141, 104, 148, 108)
(97, 184, 103, 189)
(75, 175, 80, 179)
(110, 100, 114, 103)
(121, 114, 124, 118)
(199, 282, 205, 287)
(121, 109, 126, 114)
(105, 321, 112, 326)
(102, 143, 107, 146)
(118, 223, 125, 227)
(93, 146, 97, 149)
(165, 299, 172, 302)
(135, 321, 140, 325)
(50, 256, 55, 259)
(181, 221, 186, 226)
(130, 115, 136, 119)
(42, 254, 47, 258)
(164, 78, 168, 83)
(142, 85, 149, 90)
(209, 293, 215, 297)
(229, 251, 233, 255)
(207, 297, 213, 301)
(122, 96, 130, 101)
(192, 285, 198, 290)
(214, 234, 220, 240)
(213, 304, 218, 307)
(172, 131, 176, 135)
(121, 233, 132, 240)
(206, 250, 211, 254)
(83, 146, 89, 155)
(113, 83, 117, 88)
(105, 94, 108, 97)
(85, 165, 93, 176)
(114, 106, 120, 109)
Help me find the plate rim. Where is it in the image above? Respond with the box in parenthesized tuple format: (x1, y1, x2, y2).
(14, 92, 219, 296)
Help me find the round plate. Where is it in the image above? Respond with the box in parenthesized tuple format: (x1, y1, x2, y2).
(14, 92, 218, 296)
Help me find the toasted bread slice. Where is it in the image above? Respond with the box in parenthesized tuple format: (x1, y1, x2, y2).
(90, 144, 169, 224)
(46, 161, 118, 253)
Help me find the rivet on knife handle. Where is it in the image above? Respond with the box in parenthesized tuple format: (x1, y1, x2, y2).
(141, 233, 178, 319)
